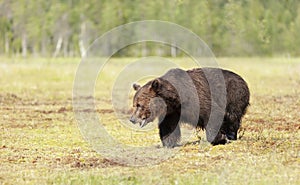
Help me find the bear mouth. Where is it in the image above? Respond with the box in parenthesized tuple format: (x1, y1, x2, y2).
(139, 119, 148, 128)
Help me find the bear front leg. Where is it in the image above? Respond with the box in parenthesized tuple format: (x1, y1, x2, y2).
(222, 119, 241, 140)
(159, 113, 181, 148)
(205, 119, 228, 145)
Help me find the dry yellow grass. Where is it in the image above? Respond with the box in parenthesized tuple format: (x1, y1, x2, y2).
(0, 57, 299, 184)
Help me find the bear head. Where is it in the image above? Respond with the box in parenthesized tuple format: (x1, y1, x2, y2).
(130, 79, 172, 128)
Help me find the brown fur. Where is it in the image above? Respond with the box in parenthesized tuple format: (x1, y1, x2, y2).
(130, 68, 250, 147)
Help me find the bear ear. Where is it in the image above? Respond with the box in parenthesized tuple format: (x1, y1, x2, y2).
(133, 83, 141, 91)
(150, 79, 160, 91)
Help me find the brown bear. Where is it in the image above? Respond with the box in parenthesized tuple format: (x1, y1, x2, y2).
(130, 68, 250, 147)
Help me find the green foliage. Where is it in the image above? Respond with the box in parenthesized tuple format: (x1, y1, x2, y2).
(0, 0, 300, 57)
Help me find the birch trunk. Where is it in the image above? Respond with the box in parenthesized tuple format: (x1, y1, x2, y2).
(4, 33, 9, 54)
(63, 38, 68, 57)
(79, 22, 86, 57)
(142, 42, 147, 57)
(41, 36, 47, 57)
(22, 33, 27, 58)
(171, 44, 176, 57)
(53, 36, 63, 58)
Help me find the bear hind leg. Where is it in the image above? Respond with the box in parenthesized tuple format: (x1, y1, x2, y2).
(210, 131, 228, 145)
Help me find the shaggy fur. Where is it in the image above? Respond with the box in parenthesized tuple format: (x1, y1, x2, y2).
(130, 68, 250, 147)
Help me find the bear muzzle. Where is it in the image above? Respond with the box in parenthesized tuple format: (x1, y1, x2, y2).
(129, 116, 137, 124)
(129, 116, 148, 128)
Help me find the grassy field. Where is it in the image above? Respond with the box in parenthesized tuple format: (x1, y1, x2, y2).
(0, 57, 299, 185)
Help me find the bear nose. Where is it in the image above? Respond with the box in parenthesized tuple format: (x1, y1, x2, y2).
(130, 116, 136, 123)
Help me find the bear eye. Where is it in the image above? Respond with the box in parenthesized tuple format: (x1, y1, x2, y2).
(136, 103, 144, 109)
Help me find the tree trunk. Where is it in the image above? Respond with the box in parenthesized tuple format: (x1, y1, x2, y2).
(171, 44, 177, 57)
(53, 36, 63, 58)
(41, 36, 47, 57)
(22, 32, 27, 58)
(63, 37, 69, 57)
(142, 42, 147, 57)
(79, 39, 85, 57)
(156, 46, 163, 56)
(79, 22, 86, 57)
(4, 33, 9, 55)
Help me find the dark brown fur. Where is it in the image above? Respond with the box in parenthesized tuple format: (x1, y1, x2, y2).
(130, 68, 250, 147)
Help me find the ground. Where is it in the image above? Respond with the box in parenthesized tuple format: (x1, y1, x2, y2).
(0, 57, 299, 185)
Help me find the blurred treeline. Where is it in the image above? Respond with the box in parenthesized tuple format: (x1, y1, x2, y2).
(0, 0, 299, 57)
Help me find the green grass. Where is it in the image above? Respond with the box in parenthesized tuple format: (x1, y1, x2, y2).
(0, 57, 299, 185)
